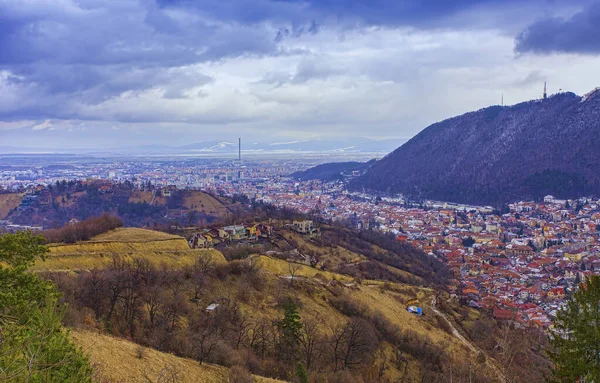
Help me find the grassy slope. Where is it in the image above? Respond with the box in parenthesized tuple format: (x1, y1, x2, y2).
(127, 190, 234, 217)
(182, 192, 229, 215)
(128, 191, 153, 204)
(0, 193, 23, 219)
(35, 228, 226, 272)
(280, 230, 424, 284)
(71, 330, 283, 383)
(40, 228, 497, 381)
(253, 255, 475, 380)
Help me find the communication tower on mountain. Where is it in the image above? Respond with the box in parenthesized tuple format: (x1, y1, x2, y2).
(543, 81, 547, 99)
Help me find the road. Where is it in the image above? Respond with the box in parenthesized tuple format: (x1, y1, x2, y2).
(431, 295, 507, 383)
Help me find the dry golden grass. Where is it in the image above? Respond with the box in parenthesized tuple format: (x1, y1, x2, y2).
(36, 228, 226, 272)
(255, 255, 354, 283)
(183, 191, 228, 214)
(0, 193, 23, 219)
(92, 228, 182, 242)
(54, 191, 85, 208)
(258, 254, 470, 356)
(127, 191, 153, 204)
(356, 283, 472, 358)
(250, 256, 474, 381)
(33, 249, 225, 272)
(55, 240, 487, 382)
(44, 228, 486, 381)
(71, 330, 283, 383)
(280, 231, 365, 268)
(280, 231, 424, 285)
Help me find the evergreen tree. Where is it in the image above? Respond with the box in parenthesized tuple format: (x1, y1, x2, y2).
(0, 231, 93, 382)
(295, 362, 308, 383)
(548, 275, 600, 382)
(277, 300, 303, 366)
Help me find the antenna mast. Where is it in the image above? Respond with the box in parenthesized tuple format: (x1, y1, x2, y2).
(543, 81, 547, 99)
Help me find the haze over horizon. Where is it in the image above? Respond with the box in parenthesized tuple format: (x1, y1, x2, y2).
(2, 0, 600, 149)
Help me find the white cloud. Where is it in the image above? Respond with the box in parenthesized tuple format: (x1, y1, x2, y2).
(31, 120, 53, 130)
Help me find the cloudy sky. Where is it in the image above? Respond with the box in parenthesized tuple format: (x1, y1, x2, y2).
(1, 0, 600, 149)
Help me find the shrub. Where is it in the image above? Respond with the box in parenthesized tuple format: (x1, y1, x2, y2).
(42, 213, 123, 243)
(229, 366, 255, 383)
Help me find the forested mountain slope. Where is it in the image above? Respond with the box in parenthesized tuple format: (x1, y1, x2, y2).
(351, 89, 600, 205)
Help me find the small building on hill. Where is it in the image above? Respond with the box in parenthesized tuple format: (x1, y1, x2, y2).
(293, 220, 318, 236)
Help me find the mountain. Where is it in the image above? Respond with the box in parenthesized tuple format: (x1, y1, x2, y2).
(0, 138, 404, 156)
(350, 88, 600, 205)
(179, 140, 237, 151)
(290, 159, 376, 181)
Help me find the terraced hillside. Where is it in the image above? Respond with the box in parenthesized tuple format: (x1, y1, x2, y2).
(35, 228, 225, 272)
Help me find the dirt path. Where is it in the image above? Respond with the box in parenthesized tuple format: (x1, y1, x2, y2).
(431, 296, 506, 383)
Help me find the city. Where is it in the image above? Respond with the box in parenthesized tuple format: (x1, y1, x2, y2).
(2, 156, 598, 332)
(2, 0, 600, 380)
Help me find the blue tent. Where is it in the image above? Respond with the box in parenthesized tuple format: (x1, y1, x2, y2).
(407, 306, 423, 315)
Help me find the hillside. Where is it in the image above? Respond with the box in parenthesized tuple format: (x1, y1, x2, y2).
(0, 193, 23, 219)
(35, 228, 226, 272)
(35, 224, 543, 382)
(71, 330, 283, 383)
(4, 182, 242, 228)
(26, 221, 549, 382)
(350, 88, 600, 205)
(54, 253, 497, 382)
(290, 159, 375, 181)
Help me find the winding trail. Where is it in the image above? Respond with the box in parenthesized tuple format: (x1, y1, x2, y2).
(430, 296, 507, 383)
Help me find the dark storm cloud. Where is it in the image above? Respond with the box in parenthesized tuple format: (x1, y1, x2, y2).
(0, 0, 276, 120)
(0, 0, 593, 140)
(516, 3, 600, 54)
(160, 0, 554, 28)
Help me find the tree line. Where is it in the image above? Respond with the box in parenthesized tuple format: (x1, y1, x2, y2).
(41, 213, 123, 243)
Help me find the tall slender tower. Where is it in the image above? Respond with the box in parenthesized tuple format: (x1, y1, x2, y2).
(543, 81, 547, 99)
(238, 138, 241, 161)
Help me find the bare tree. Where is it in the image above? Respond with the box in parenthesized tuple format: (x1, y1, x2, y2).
(195, 253, 215, 275)
(192, 326, 219, 365)
(77, 270, 107, 319)
(330, 318, 378, 372)
(142, 285, 164, 328)
(249, 319, 275, 359)
(299, 316, 324, 372)
(288, 262, 303, 286)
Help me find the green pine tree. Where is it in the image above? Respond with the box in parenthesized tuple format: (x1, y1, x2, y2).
(277, 300, 303, 366)
(0, 231, 93, 382)
(548, 275, 600, 382)
(295, 361, 308, 383)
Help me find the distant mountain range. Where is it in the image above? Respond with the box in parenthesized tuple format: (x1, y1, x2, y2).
(349, 88, 600, 206)
(0, 138, 404, 156)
